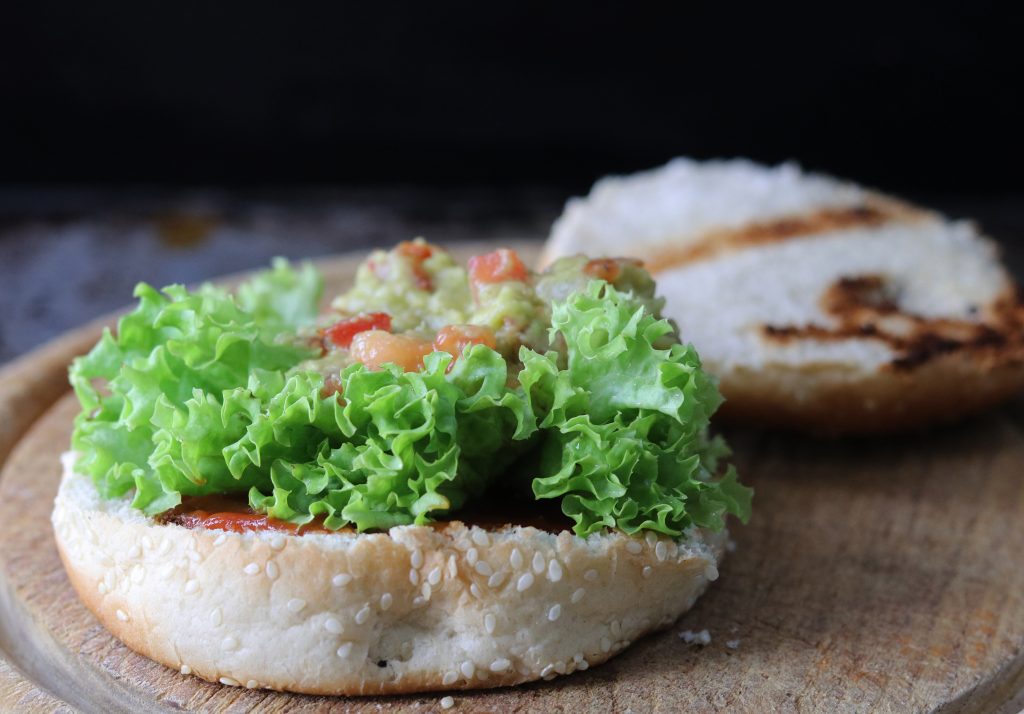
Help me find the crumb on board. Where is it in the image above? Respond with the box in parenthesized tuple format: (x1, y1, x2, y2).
(726, 639, 741, 650)
(441, 695, 455, 709)
(679, 629, 712, 645)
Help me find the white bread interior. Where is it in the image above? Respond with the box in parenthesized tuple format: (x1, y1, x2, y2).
(52, 454, 727, 696)
(543, 158, 1024, 433)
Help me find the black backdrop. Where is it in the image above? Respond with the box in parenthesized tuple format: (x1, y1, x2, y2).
(1, 2, 1019, 192)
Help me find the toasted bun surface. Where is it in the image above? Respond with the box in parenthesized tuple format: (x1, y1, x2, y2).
(543, 158, 1024, 433)
(52, 455, 726, 695)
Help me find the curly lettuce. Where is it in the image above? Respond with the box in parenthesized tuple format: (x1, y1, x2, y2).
(69, 262, 750, 537)
(523, 282, 751, 536)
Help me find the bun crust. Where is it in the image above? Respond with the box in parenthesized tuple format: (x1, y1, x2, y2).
(52, 458, 726, 695)
(542, 158, 1024, 433)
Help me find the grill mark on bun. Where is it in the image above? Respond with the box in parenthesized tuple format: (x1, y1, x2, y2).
(645, 202, 918, 273)
(762, 276, 1024, 371)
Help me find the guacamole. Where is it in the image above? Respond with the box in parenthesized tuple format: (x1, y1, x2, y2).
(316, 239, 668, 376)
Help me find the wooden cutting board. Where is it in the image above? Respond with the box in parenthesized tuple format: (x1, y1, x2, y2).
(1, 242, 1022, 713)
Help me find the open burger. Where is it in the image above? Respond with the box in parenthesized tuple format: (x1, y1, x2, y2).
(53, 240, 751, 695)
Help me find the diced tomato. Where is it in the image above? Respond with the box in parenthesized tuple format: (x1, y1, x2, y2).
(583, 257, 643, 283)
(396, 240, 434, 261)
(350, 330, 433, 372)
(322, 313, 392, 349)
(319, 374, 345, 402)
(434, 324, 497, 358)
(396, 240, 435, 291)
(583, 258, 622, 283)
(467, 248, 529, 298)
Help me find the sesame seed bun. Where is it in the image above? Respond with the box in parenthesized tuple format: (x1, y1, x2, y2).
(52, 454, 727, 695)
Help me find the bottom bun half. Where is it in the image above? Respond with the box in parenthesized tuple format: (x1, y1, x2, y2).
(52, 459, 727, 696)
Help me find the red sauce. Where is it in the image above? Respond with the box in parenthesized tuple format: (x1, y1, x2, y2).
(161, 494, 573, 535)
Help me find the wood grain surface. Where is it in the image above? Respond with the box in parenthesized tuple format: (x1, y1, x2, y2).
(1, 243, 1023, 713)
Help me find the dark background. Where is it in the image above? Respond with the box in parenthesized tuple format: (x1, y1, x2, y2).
(2, 2, 1020, 192)
(1, 2, 1021, 362)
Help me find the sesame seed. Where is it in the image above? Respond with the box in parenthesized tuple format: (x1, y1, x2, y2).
(127, 544, 141, 559)
(421, 583, 432, 600)
(333, 573, 352, 587)
(411, 548, 424, 569)
(626, 541, 643, 555)
(213, 533, 227, 547)
(460, 661, 475, 678)
(532, 552, 545, 574)
(159, 539, 172, 555)
(540, 664, 555, 678)
(219, 677, 240, 687)
(466, 547, 479, 566)
(287, 598, 306, 613)
(442, 671, 458, 685)
(97, 582, 107, 594)
(245, 680, 259, 689)
(573, 652, 584, 663)
(104, 571, 116, 591)
(642, 565, 653, 578)
(413, 596, 426, 607)
(548, 604, 562, 622)
(611, 620, 622, 637)
(600, 637, 611, 653)
(243, 563, 260, 576)
(516, 572, 534, 592)
(554, 660, 568, 674)
(441, 695, 455, 709)
(578, 659, 589, 670)
(474, 561, 494, 577)
(510, 548, 523, 569)
(584, 569, 598, 582)
(210, 607, 223, 626)
(142, 536, 153, 550)
(489, 658, 511, 672)
(705, 564, 719, 581)
(645, 531, 658, 546)
(355, 605, 371, 625)
(115, 609, 129, 622)
(470, 584, 483, 599)
(380, 593, 393, 610)
(487, 571, 506, 588)
(336, 642, 353, 657)
(270, 535, 286, 550)
(222, 636, 239, 651)
(180, 664, 192, 675)
(324, 617, 343, 634)
(409, 568, 420, 585)
(183, 578, 199, 594)
(265, 561, 279, 579)
(471, 530, 489, 547)
(655, 541, 668, 561)
(547, 560, 563, 582)
(447, 555, 458, 578)
(428, 567, 442, 585)
(571, 588, 586, 603)
(484, 613, 496, 634)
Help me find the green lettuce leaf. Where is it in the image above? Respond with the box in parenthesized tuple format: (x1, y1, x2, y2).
(521, 281, 752, 536)
(69, 262, 750, 538)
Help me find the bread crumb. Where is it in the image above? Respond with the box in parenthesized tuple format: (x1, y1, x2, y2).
(679, 629, 711, 645)
(441, 695, 455, 709)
